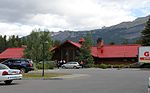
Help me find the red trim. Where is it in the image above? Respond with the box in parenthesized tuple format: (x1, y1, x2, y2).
(140, 57, 150, 60)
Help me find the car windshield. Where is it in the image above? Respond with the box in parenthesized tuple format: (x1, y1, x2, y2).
(0, 64, 9, 70)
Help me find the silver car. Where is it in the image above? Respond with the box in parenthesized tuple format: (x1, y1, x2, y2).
(61, 62, 82, 69)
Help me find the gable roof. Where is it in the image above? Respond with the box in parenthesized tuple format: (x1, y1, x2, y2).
(51, 40, 81, 51)
(91, 44, 140, 58)
(67, 40, 81, 48)
(0, 48, 25, 59)
(52, 40, 140, 58)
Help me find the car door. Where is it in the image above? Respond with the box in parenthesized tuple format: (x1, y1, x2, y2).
(0, 69, 3, 80)
(0, 64, 9, 80)
(70, 62, 75, 68)
(66, 63, 72, 68)
(12, 60, 21, 69)
(0, 66, 4, 80)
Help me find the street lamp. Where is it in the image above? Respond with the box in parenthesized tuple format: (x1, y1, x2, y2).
(42, 41, 48, 77)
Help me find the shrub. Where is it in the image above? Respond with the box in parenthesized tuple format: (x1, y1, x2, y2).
(84, 64, 95, 68)
(35, 61, 56, 69)
(98, 64, 108, 69)
(129, 63, 141, 68)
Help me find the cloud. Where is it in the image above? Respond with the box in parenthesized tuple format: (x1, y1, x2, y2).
(0, 0, 149, 36)
(0, 22, 33, 36)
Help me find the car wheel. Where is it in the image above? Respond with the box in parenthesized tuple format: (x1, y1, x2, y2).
(20, 68, 26, 73)
(4, 80, 12, 85)
(73, 66, 77, 69)
(62, 66, 66, 69)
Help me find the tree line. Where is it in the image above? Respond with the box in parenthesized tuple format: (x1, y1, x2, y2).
(0, 35, 23, 53)
(0, 29, 61, 63)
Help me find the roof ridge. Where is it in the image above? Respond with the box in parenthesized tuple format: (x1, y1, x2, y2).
(6, 47, 25, 49)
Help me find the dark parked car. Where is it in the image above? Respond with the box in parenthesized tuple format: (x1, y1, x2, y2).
(1, 58, 34, 73)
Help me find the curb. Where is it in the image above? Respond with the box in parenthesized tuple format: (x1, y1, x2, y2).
(22, 78, 63, 80)
(22, 74, 89, 80)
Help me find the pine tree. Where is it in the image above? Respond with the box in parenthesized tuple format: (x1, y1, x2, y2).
(141, 17, 150, 46)
(3, 35, 7, 49)
(78, 33, 94, 67)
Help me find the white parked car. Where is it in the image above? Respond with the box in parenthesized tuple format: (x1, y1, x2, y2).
(61, 62, 82, 69)
(0, 63, 22, 84)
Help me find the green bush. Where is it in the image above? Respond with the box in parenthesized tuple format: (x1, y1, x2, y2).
(98, 64, 108, 69)
(129, 63, 141, 68)
(84, 64, 95, 68)
(112, 64, 127, 68)
(35, 61, 56, 69)
(92, 64, 99, 68)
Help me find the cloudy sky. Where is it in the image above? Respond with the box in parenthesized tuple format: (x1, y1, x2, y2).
(0, 0, 149, 37)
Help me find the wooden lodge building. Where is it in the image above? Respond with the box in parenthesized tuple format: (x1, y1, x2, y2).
(52, 38, 140, 65)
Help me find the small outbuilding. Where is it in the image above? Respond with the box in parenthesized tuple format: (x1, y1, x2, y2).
(0, 48, 25, 62)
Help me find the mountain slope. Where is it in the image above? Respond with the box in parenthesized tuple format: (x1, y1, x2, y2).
(51, 15, 150, 44)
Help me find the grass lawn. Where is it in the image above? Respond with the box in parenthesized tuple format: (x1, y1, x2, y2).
(23, 73, 68, 78)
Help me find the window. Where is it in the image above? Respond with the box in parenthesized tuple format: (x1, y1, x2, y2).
(0, 64, 9, 70)
(3, 60, 12, 64)
(14, 60, 21, 63)
(21, 60, 27, 64)
(123, 59, 127, 62)
(131, 59, 135, 62)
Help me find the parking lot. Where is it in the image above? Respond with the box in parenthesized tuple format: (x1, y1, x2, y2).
(0, 68, 149, 93)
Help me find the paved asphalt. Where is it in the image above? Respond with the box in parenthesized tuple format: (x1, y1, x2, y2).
(0, 68, 150, 93)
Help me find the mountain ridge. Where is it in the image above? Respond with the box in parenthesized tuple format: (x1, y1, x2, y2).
(51, 15, 150, 45)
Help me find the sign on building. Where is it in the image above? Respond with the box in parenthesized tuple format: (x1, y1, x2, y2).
(139, 46, 150, 63)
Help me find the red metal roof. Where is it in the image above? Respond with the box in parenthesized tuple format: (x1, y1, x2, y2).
(91, 45, 140, 58)
(67, 40, 81, 48)
(52, 40, 140, 58)
(51, 40, 81, 51)
(0, 48, 25, 59)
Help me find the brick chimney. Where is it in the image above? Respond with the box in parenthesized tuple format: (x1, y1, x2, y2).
(79, 38, 85, 44)
(97, 38, 104, 49)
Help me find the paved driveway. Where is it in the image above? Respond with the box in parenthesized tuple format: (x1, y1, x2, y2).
(0, 68, 149, 93)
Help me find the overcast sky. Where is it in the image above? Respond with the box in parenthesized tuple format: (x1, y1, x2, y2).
(0, 0, 149, 37)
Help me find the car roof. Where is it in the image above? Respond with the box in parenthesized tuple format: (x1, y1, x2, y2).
(5, 58, 29, 61)
(67, 62, 78, 63)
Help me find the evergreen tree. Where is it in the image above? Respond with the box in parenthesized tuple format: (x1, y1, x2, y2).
(24, 30, 42, 62)
(52, 40, 61, 47)
(21, 37, 28, 45)
(40, 31, 52, 61)
(78, 33, 94, 67)
(3, 35, 7, 48)
(141, 17, 150, 46)
(0, 35, 4, 52)
(0, 35, 7, 53)
(0, 35, 24, 53)
(24, 29, 52, 63)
